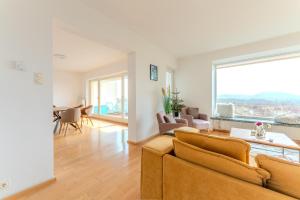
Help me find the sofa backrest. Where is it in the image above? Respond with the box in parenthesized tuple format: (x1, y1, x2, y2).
(173, 139, 270, 186)
(163, 154, 297, 200)
(256, 154, 300, 199)
(175, 130, 250, 163)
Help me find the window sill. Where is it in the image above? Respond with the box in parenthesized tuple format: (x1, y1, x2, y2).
(210, 116, 300, 128)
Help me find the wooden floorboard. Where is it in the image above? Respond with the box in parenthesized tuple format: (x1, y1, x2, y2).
(17, 120, 141, 200)
(11, 121, 300, 199)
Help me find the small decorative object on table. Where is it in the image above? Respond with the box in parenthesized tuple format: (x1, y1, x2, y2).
(254, 121, 271, 139)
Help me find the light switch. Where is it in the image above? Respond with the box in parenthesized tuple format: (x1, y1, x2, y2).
(12, 61, 26, 71)
(34, 72, 44, 85)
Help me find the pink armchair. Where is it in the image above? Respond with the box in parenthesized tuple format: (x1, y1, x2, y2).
(180, 107, 209, 130)
(156, 112, 187, 134)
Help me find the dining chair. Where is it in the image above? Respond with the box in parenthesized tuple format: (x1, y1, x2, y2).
(74, 104, 83, 108)
(81, 105, 94, 127)
(59, 108, 82, 136)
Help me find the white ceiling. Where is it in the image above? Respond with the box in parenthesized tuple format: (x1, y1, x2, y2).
(81, 0, 300, 58)
(53, 26, 127, 72)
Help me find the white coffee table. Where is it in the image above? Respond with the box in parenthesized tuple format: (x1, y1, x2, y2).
(230, 128, 300, 162)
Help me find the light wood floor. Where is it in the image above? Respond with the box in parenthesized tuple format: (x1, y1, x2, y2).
(12, 121, 300, 199)
(17, 120, 141, 200)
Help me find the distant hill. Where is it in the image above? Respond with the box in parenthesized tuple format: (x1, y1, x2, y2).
(219, 92, 300, 104)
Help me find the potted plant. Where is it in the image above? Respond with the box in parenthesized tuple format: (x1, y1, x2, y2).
(171, 90, 184, 117)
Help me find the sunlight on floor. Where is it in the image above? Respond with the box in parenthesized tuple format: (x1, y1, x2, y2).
(20, 119, 140, 200)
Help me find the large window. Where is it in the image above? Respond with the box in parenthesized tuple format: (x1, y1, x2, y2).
(90, 74, 128, 120)
(166, 70, 174, 93)
(215, 54, 300, 119)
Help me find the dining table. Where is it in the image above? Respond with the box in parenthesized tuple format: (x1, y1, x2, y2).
(53, 106, 69, 134)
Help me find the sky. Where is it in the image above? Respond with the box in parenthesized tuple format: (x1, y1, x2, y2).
(217, 56, 300, 96)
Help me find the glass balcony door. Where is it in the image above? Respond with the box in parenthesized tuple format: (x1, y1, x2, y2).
(100, 77, 122, 117)
(90, 80, 100, 115)
(89, 74, 128, 120)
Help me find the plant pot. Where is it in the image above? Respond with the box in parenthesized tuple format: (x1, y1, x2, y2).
(174, 111, 179, 117)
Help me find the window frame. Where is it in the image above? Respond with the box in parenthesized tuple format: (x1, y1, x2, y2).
(212, 50, 300, 121)
(166, 69, 174, 94)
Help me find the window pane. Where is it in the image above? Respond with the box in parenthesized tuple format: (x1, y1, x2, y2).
(124, 76, 128, 119)
(100, 77, 122, 117)
(90, 80, 99, 114)
(166, 71, 173, 94)
(216, 56, 300, 119)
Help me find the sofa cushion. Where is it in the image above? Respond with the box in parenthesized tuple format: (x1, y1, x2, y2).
(175, 131, 250, 163)
(193, 119, 210, 129)
(174, 126, 200, 134)
(187, 107, 199, 118)
(255, 154, 300, 199)
(173, 139, 270, 186)
(143, 135, 174, 156)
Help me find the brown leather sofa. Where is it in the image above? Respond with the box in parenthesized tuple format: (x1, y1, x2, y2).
(141, 127, 299, 200)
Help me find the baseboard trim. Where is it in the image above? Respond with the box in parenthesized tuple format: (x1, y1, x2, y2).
(91, 116, 128, 126)
(4, 177, 56, 200)
(127, 133, 160, 145)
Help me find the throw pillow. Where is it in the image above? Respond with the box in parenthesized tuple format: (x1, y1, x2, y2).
(164, 115, 176, 123)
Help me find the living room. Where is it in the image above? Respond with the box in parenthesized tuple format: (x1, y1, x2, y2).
(1, 0, 300, 199)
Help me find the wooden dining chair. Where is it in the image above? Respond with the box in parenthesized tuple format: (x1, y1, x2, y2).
(81, 105, 94, 127)
(59, 108, 82, 136)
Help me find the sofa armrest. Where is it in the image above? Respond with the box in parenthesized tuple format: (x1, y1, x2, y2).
(159, 123, 186, 133)
(198, 113, 208, 120)
(180, 114, 193, 127)
(175, 118, 188, 125)
(141, 136, 174, 200)
(143, 135, 174, 156)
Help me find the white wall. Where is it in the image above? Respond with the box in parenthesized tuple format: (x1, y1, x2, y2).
(83, 59, 128, 81)
(176, 32, 300, 140)
(0, 0, 54, 198)
(134, 50, 177, 141)
(52, 0, 177, 142)
(53, 70, 83, 107)
(1, 1, 176, 197)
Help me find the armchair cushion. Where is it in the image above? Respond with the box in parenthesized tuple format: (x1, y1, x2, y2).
(174, 118, 188, 125)
(163, 115, 176, 123)
(193, 119, 210, 130)
(187, 107, 199, 118)
(198, 113, 208, 121)
(180, 114, 194, 127)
